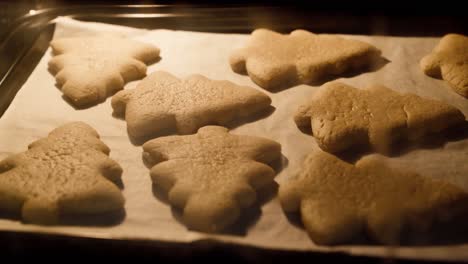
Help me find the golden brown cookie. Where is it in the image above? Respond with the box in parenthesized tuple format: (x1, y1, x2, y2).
(0, 122, 124, 224)
(112, 71, 272, 141)
(143, 126, 281, 232)
(230, 29, 381, 90)
(279, 151, 468, 245)
(295, 82, 465, 154)
(49, 36, 160, 107)
(421, 34, 468, 98)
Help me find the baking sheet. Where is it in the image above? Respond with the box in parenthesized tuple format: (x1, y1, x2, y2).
(1, 17, 468, 261)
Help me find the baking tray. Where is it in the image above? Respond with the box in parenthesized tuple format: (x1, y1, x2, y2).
(0, 5, 466, 261)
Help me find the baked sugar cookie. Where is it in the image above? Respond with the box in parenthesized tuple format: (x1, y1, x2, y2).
(279, 151, 468, 245)
(421, 34, 468, 98)
(143, 126, 281, 232)
(295, 82, 465, 154)
(49, 36, 160, 107)
(230, 29, 381, 90)
(112, 71, 272, 141)
(0, 122, 124, 224)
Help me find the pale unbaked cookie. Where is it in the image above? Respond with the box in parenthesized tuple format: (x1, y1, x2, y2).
(421, 34, 468, 98)
(295, 82, 466, 154)
(0, 122, 124, 225)
(279, 151, 468, 245)
(143, 126, 281, 232)
(230, 29, 381, 90)
(112, 71, 272, 141)
(49, 36, 160, 107)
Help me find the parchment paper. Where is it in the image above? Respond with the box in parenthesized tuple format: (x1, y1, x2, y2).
(1, 17, 467, 261)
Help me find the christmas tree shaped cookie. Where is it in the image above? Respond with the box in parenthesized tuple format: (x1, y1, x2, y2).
(143, 126, 281, 232)
(0, 122, 124, 224)
(230, 29, 381, 90)
(295, 82, 465, 154)
(279, 151, 468, 245)
(49, 36, 160, 107)
(112, 71, 272, 141)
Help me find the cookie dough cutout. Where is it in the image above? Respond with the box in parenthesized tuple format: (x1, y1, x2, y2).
(295, 82, 466, 154)
(49, 36, 160, 108)
(112, 71, 272, 143)
(230, 29, 381, 90)
(143, 126, 281, 232)
(421, 34, 468, 98)
(0, 122, 124, 225)
(279, 151, 468, 245)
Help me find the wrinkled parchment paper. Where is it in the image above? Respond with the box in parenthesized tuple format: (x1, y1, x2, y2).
(1, 17, 468, 261)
